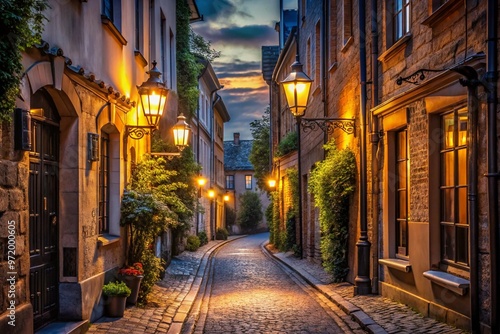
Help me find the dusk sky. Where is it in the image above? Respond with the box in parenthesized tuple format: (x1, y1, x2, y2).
(192, 0, 297, 141)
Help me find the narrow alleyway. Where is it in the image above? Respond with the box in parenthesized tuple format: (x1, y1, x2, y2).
(191, 233, 354, 334)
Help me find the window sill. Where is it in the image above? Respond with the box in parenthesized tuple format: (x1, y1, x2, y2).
(341, 36, 353, 53)
(378, 34, 411, 63)
(423, 270, 469, 296)
(97, 234, 121, 248)
(422, 0, 463, 27)
(134, 50, 148, 67)
(101, 15, 127, 46)
(379, 258, 412, 273)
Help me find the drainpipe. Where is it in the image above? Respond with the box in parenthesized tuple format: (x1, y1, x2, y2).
(322, 0, 328, 137)
(452, 64, 480, 333)
(370, 0, 380, 295)
(486, 0, 499, 331)
(355, 0, 372, 295)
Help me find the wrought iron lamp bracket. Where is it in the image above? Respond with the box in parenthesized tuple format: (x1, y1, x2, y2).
(300, 117, 356, 135)
(396, 68, 446, 85)
(126, 125, 156, 140)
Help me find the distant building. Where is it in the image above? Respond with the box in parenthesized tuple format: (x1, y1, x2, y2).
(224, 133, 269, 233)
(193, 59, 230, 240)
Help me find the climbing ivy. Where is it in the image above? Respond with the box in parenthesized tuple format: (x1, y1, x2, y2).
(309, 141, 356, 282)
(0, 0, 48, 121)
(176, 0, 219, 118)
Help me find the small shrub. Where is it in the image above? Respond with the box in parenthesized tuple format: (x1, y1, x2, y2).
(216, 227, 229, 240)
(102, 281, 131, 297)
(198, 231, 208, 246)
(275, 131, 298, 157)
(186, 235, 201, 251)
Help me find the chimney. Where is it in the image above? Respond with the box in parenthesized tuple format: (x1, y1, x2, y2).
(233, 132, 240, 145)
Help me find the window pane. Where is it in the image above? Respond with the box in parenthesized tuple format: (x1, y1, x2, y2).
(442, 151, 454, 186)
(458, 187, 467, 225)
(456, 227, 468, 264)
(398, 190, 407, 219)
(457, 148, 467, 185)
(442, 224, 455, 261)
(443, 114, 454, 148)
(398, 131, 406, 158)
(442, 188, 454, 222)
(398, 161, 407, 189)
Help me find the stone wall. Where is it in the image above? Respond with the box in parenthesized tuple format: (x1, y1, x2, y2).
(0, 121, 33, 333)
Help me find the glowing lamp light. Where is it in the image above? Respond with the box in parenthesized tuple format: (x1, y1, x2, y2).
(223, 194, 230, 202)
(281, 60, 312, 118)
(137, 61, 168, 127)
(197, 177, 207, 187)
(208, 188, 215, 199)
(173, 113, 190, 150)
(268, 179, 276, 188)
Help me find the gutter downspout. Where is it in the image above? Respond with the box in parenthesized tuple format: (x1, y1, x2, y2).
(210, 86, 223, 239)
(370, 0, 380, 295)
(355, 0, 372, 295)
(486, 0, 499, 331)
(322, 0, 328, 142)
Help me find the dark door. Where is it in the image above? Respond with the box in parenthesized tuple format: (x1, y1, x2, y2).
(29, 96, 60, 330)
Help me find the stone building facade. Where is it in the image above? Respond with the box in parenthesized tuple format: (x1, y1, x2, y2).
(268, 0, 499, 332)
(0, 1, 198, 332)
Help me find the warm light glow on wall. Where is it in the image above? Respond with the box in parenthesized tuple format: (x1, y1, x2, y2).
(208, 189, 215, 198)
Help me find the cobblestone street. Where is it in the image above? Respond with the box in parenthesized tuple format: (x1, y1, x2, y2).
(84, 234, 469, 334)
(200, 234, 346, 333)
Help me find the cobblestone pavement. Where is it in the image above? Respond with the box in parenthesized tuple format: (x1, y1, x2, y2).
(87, 239, 226, 334)
(270, 246, 469, 334)
(87, 233, 470, 334)
(201, 233, 346, 334)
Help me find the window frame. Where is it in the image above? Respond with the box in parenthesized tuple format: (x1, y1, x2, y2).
(245, 175, 253, 190)
(98, 132, 110, 234)
(226, 175, 235, 190)
(439, 107, 469, 269)
(395, 128, 409, 258)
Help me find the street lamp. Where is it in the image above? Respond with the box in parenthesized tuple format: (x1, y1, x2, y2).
(127, 61, 169, 139)
(172, 113, 190, 151)
(208, 188, 216, 240)
(280, 59, 312, 259)
(281, 61, 313, 118)
(268, 178, 277, 189)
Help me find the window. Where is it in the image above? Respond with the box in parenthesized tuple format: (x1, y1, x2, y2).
(226, 175, 235, 189)
(99, 132, 110, 234)
(328, 0, 337, 67)
(343, 0, 352, 46)
(134, 0, 143, 52)
(440, 107, 468, 267)
(101, 0, 125, 45)
(392, 0, 410, 42)
(245, 175, 252, 189)
(395, 129, 408, 257)
(314, 20, 321, 86)
(160, 11, 167, 79)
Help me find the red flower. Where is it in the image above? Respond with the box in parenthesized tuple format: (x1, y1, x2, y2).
(119, 262, 144, 276)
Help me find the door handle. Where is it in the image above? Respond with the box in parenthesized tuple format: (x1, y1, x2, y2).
(44, 197, 47, 211)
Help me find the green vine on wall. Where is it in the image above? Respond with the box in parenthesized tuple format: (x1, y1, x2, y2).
(0, 0, 48, 121)
(309, 142, 356, 282)
(176, 0, 219, 118)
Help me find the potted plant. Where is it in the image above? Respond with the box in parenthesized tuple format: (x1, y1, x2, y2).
(118, 262, 144, 305)
(102, 281, 131, 317)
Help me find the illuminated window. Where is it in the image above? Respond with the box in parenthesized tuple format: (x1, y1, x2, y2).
(396, 129, 408, 257)
(440, 107, 468, 266)
(245, 175, 252, 190)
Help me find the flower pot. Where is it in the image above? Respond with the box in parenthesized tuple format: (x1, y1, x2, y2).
(104, 295, 127, 317)
(119, 274, 143, 305)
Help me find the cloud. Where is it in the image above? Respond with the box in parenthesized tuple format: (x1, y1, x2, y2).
(201, 24, 278, 47)
(196, 0, 253, 22)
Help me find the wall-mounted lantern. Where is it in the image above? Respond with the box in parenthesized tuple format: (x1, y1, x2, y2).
(127, 61, 168, 139)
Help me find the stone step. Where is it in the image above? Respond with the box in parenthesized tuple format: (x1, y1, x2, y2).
(35, 320, 89, 334)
